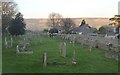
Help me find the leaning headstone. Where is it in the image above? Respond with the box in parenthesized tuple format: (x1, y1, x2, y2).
(43, 51, 47, 67)
(62, 42, 66, 57)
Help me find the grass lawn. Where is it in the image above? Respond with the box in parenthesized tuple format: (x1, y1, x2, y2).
(2, 35, 118, 73)
(0, 36, 2, 74)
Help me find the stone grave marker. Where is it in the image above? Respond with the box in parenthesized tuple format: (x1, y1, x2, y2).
(16, 39, 33, 54)
(72, 50, 77, 65)
(89, 39, 93, 52)
(43, 51, 47, 67)
(72, 37, 76, 47)
(62, 42, 66, 57)
(5, 37, 12, 48)
(16, 45, 19, 53)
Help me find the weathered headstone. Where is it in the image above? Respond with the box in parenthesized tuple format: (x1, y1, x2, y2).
(72, 50, 77, 65)
(89, 39, 93, 52)
(5, 37, 11, 48)
(43, 51, 47, 67)
(16, 45, 19, 53)
(4, 37, 7, 48)
(16, 38, 33, 54)
(62, 42, 66, 57)
(72, 37, 76, 46)
(107, 43, 112, 51)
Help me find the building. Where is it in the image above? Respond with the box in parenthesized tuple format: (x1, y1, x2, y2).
(72, 24, 98, 35)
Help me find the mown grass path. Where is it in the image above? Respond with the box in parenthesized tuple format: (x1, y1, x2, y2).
(2, 35, 118, 73)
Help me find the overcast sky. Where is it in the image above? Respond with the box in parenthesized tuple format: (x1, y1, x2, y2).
(14, 0, 120, 18)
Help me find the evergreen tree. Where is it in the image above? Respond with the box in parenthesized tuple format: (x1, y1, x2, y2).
(8, 12, 26, 36)
(80, 19, 86, 27)
(98, 26, 106, 34)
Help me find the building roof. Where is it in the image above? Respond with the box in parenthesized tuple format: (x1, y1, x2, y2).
(72, 24, 97, 34)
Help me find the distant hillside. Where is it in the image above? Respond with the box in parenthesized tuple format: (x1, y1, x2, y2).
(25, 18, 110, 31)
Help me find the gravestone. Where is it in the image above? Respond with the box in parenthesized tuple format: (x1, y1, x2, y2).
(107, 43, 112, 51)
(72, 37, 76, 47)
(72, 50, 77, 65)
(43, 51, 47, 67)
(62, 42, 66, 57)
(16, 39, 33, 54)
(89, 39, 93, 52)
(4, 37, 7, 48)
(4, 37, 12, 48)
(16, 45, 19, 53)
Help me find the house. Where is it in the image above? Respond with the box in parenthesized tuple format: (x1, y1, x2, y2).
(72, 24, 98, 35)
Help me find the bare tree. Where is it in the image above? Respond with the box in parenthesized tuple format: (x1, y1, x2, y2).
(1, 0, 18, 35)
(62, 18, 75, 33)
(48, 12, 62, 28)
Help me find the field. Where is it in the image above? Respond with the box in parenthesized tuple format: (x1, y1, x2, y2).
(0, 36, 2, 74)
(2, 35, 118, 73)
